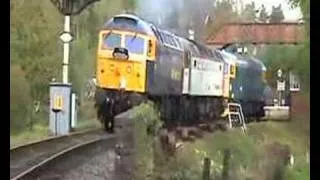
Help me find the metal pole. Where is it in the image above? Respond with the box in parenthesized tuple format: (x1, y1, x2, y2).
(55, 112, 58, 136)
(62, 15, 71, 84)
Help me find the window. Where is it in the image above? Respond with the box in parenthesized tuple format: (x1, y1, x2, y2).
(175, 38, 182, 49)
(125, 35, 145, 54)
(289, 71, 301, 92)
(223, 63, 228, 74)
(101, 33, 121, 49)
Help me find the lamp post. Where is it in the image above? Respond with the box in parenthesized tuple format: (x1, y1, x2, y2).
(50, 0, 100, 83)
(49, 0, 100, 135)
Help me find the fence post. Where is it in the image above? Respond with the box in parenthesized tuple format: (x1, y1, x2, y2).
(222, 149, 231, 180)
(202, 157, 211, 180)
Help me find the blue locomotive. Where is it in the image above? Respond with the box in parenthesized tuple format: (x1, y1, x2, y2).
(95, 14, 268, 131)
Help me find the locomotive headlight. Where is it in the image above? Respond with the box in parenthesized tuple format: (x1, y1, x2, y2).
(109, 64, 115, 72)
(120, 78, 127, 89)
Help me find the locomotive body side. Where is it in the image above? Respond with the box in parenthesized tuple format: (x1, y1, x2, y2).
(146, 29, 184, 96)
(217, 49, 267, 119)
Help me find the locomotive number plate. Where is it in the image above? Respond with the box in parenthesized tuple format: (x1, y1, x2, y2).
(113, 47, 129, 60)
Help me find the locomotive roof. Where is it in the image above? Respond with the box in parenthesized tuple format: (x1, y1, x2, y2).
(217, 50, 248, 65)
(103, 14, 223, 60)
(103, 14, 155, 35)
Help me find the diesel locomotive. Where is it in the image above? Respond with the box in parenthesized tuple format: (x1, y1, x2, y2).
(95, 14, 268, 132)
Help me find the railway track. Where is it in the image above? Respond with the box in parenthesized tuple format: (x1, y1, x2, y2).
(12, 135, 118, 180)
(10, 128, 105, 179)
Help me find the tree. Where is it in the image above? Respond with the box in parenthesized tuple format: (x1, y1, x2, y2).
(242, 1, 257, 22)
(288, 0, 309, 89)
(10, 65, 32, 133)
(259, 4, 269, 22)
(270, 4, 285, 23)
(205, 0, 238, 38)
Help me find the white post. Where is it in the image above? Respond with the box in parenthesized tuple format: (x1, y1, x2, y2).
(63, 15, 71, 84)
(188, 29, 195, 40)
(71, 93, 77, 128)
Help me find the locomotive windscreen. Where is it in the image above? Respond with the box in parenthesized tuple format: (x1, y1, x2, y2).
(101, 32, 121, 49)
(125, 35, 145, 54)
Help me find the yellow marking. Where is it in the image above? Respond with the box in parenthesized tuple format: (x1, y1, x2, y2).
(53, 95, 63, 111)
(96, 57, 146, 92)
(96, 29, 158, 92)
(230, 64, 236, 78)
(170, 68, 181, 81)
(262, 71, 267, 82)
(147, 37, 157, 61)
(222, 76, 230, 98)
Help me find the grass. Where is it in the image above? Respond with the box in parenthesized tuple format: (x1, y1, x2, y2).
(131, 93, 310, 180)
(176, 118, 309, 180)
(10, 119, 102, 148)
(10, 100, 101, 148)
(10, 124, 49, 148)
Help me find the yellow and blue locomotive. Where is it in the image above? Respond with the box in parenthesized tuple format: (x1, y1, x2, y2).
(95, 14, 268, 132)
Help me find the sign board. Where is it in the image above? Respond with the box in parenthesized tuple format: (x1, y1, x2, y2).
(289, 71, 301, 92)
(60, 32, 74, 43)
(53, 95, 63, 111)
(113, 47, 129, 60)
(277, 80, 285, 91)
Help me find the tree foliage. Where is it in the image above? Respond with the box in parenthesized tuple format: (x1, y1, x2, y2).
(10, 0, 130, 133)
(270, 4, 285, 23)
(258, 0, 309, 90)
(205, 0, 238, 38)
(258, 5, 269, 22)
(10, 65, 32, 132)
(242, 1, 257, 22)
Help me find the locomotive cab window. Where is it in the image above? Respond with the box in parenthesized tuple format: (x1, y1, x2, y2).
(101, 32, 121, 50)
(125, 35, 145, 55)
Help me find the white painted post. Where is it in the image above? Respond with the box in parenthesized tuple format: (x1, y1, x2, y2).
(188, 29, 195, 40)
(63, 15, 71, 84)
(71, 93, 77, 128)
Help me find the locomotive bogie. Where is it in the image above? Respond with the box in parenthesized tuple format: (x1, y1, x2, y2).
(95, 87, 146, 131)
(155, 95, 224, 127)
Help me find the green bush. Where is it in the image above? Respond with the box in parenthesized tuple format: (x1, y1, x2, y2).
(10, 65, 32, 133)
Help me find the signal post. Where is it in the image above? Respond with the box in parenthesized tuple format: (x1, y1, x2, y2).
(49, 0, 100, 135)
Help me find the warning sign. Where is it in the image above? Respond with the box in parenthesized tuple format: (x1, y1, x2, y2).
(53, 95, 63, 111)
